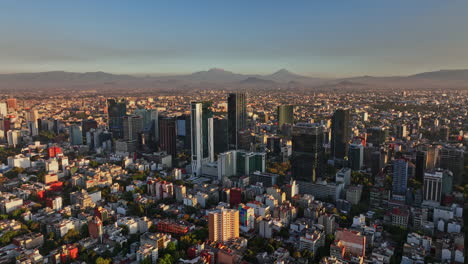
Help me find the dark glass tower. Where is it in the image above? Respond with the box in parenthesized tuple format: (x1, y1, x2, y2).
(331, 109, 350, 160)
(277, 105, 294, 130)
(213, 117, 228, 154)
(415, 151, 426, 182)
(227, 92, 247, 150)
(107, 98, 126, 138)
(159, 117, 177, 159)
(292, 123, 324, 183)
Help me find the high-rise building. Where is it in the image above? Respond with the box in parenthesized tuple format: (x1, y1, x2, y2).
(213, 117, 228, 154)
(396, 124, 407, 139)
(371, 150, 383, 176)
(81, 119, 98, 137)
(227, 92, 247, 150)
(366, 127, 387, 146)
(415, 151, 426, 182)
(277, 105, 294, 131)
(292, 123, 324, 183)
(238, 204, 255, 231)
(348, 143, 364, 171)
(423, 171, 443, 204)
(439, 146, 464, 185)
(191, 102, 213, 176)
(208, 209, 239, 242)
(0, 103, 7, 116)
(331, 109, 350, 160)
(176, 114, 191, 150)
(122, 115, 143, 141)
(392, 159, 408, 195)
(88, 216, 103, 241)
(7, 130, 20, 147)
(107, 98, 126, 138)
(159, 117, 177, 159)
(425, 146, 438, 170)
(70, 125, 83, 145)
(6, 98, 17, 111)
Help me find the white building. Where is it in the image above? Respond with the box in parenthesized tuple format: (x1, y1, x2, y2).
(7, 155, 31, 169)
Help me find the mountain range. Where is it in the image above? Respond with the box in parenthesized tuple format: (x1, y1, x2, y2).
(0, 68, 467, 91)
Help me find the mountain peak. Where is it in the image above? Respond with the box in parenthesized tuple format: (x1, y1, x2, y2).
(208, 68, 228, 72)
(272, 68, 292, 75)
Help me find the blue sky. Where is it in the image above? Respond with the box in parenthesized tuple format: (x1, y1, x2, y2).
(1, 1, 467, 77)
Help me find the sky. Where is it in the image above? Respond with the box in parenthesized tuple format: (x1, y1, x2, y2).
(1, 1, 467, 77)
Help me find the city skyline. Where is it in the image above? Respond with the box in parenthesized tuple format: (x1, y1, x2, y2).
(1, 1, 468, 77)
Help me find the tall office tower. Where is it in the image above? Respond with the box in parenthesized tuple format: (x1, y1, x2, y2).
(213, 117, 228, 154)
(371, 151, 383, 176)
(25, 108, 39, 123)
(6, 98, 17, 111)
(208, 209, 239, 242)
(425, 146, 438, 170)
(191, 102, 213, 176)
(331, 109, 350, 160)
(291, 123, 324, 183)
(7, 130, 20, 147)
(439, 146, 464, 185)
(366, 127, 387, 146)
(392, 159, 408, 195)
(122, 115, 143, 141)
(1, 117, 11, 139)
(70, 125, 83, 145)
(423, 171, 443, 204)
(107, 98, 126, 138)
(176, 114, 191, 150)
(415, 151, 426, 182)
(149, 109, 159, 143)
(27, 121, 38, 137)
(25, 108, 39, 136)
(134, 108, 150, 127)
(438, 126, 449, 142)
(396, 124, 407, 139)
(0, 103, 7, 116)
(227, 92, 247, 150)
(348, 143, 364, 171)
(277, 105, 294, 131)
(159, 117, 177, 159)
(82, 119, 98, 137)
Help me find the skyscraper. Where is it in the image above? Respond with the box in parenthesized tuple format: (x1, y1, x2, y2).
(191, 102, 214, 176)
(159, 117, 177, 159)
(227, 92, 247, 150)
(208, 208, 239, 242)
(348, 143, 364, 171)
(277, 105, 294, 130)
(70, 125, 83, 145)
(122, 115, 143, 141)
(415, 151, 426, 182)
(213, 117, 228, 154)
(331, 109, 350, 160)
(392, 159, 408, 195)
(0, 103, 7, 116)
(6, 98, 17, 111)
(107, 99, 126, 138)
(291, 123, 324, 183)
(423, 170, 443, 204)
(439, 146, 464, 185)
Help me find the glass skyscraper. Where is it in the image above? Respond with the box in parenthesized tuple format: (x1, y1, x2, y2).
(291, 123, 324, 183)
(331, 108, 350, 160)
(227, 92, 247, 150)
(107, 98, 127, 138)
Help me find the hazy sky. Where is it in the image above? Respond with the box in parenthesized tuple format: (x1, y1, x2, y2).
(1, 1, 467, 77)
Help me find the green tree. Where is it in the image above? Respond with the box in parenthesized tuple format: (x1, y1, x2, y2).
(95, 257, 112, 264)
